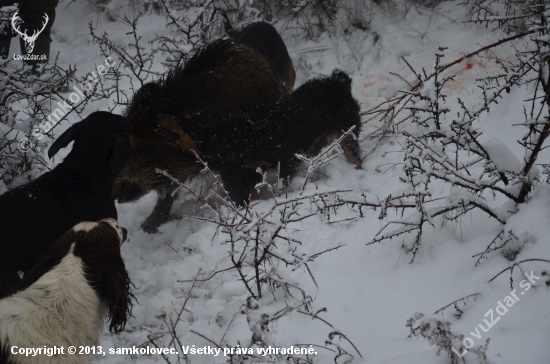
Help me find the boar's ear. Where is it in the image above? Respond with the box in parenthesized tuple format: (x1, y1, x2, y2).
(48, 120, 89, 159)
(330, 69, 352, 86)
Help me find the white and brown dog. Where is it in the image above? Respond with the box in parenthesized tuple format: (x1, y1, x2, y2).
(0, 218, 134, 364)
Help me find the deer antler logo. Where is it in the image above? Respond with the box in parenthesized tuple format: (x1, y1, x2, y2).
(11, 11, 49, 54)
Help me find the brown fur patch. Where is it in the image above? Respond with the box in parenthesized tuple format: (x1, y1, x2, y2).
(310, 132, 362, 169)
(113, 145, 202, 203)
(157, 117, 203, 157)
(336, 131, 362, 169)
(286, 59, 296, 92)
(124, 41, 285, 148)
(249, 185, 261, 200)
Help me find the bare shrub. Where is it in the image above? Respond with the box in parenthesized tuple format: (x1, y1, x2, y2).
(407, 313, 490, 364)
(360, 0, 550, 263)
(0, 58, 71, 186)
(144, 133, 363, 363)
(461, 0, 530, 33)
(220, 0, 339, 39)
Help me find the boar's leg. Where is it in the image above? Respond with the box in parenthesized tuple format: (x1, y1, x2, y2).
(141, 188, 179, 233)
(218, 166, 257, 206)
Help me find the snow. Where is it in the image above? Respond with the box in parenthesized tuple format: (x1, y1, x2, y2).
(483, 139, 523, 175)
(3, 0, 550, 363)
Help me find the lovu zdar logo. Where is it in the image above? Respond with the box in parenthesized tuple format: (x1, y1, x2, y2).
(11, 10, 48, 54)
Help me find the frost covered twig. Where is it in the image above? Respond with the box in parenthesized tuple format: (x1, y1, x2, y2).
(488, 258, 550, 289)
(148, 269, 202, 364)
(472, 230, 520, 265)
(433, 293, 481, 318)
(359, 3, 550, 264)
(364, 29, 537, 137)
(154, 0, 217, 68)
(156, 167, 219, 216)
(295, 126, 357, 193)
(407, 313, 490, 364)
(0, 56, 107, 185)
(151, 138, 360, 362)
(89, 12, 160, 90)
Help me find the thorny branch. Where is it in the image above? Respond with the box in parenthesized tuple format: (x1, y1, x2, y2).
(351, 1, 550, 265)
(150, 139, 360, 362)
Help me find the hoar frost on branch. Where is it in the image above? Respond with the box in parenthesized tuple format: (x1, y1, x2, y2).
(349, 1, 550, 362)
(144, 131, 362, 363)
(359, 0, 550, 265)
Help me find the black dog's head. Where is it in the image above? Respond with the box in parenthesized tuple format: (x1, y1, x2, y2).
(48, 111, 132, 177)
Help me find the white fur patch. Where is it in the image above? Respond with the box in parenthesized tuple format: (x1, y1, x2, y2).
(0, 251, 105, 364)
(101, 218, 124, 244)
(72, 221, 98, 233)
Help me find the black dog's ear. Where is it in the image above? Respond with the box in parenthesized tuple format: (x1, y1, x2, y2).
(48, 121, 88, 159)
(110, 135, 132, 175)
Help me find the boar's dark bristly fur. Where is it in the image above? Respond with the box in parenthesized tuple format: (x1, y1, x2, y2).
(167, 69, 362, 205)
(222, 12, 295, 92)
(115, 39, 285, 233)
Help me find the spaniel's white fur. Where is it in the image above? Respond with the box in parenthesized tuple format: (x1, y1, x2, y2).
(0, 219, 133, 364)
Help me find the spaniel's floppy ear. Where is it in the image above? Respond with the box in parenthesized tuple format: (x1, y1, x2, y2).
(76, 223, 135, 333)
(102, 250, 135, 333)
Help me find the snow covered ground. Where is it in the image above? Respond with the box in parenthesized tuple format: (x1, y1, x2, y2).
(6, 0, 550, 363)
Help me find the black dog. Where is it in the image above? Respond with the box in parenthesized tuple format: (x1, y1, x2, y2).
(159, 69, 362, 205)
(223, 12, 295, 92)
(0, 112, 132, 298)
